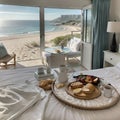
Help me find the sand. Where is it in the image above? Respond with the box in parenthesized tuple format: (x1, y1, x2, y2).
(0, 25, 80, 62)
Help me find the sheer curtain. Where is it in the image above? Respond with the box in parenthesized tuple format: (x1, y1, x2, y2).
(92, 0, 111, 69)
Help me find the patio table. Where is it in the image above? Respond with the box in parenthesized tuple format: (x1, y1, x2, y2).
(45, 46, 71, 54)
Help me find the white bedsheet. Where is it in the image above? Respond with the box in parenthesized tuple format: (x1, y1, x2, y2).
(0, 66, 120, 120)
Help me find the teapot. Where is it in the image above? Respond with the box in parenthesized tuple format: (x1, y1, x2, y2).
(54, 65, 68, 83)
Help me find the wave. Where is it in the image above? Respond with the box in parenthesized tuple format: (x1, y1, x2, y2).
(46, 27, 56, 32)
(0, 20, 65, 37)
(27, 31, 40, 34)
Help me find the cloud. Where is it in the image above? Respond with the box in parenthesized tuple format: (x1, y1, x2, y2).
(0, 11, 39, 20)
(0, 11, 38, 15)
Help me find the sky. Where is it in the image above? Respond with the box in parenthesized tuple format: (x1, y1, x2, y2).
(0, 4, 81, 21)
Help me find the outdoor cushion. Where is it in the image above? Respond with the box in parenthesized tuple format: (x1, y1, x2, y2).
(0, 43, 8, 58)
(67, 37, 81, 52)
(66, 51, 81, 57)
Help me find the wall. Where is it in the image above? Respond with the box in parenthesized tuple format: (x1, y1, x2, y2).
(109, 0, 120, 47)
(0, 0, 91, 9)
(110, 0, 120, 20)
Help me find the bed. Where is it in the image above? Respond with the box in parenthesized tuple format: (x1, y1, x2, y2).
(0, 65, 120, 120)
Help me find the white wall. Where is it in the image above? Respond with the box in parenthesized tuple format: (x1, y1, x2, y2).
(109, 0, 120, 45)
(0, 0, 91, 9)
(110, 0, 120, 20)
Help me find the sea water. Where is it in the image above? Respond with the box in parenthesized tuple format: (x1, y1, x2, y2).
(0, 20, 63, 37)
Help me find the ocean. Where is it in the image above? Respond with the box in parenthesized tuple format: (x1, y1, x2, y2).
(0, 20, 63, 37)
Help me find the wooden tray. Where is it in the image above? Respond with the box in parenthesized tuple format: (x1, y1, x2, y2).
(66, 82, 101, 100)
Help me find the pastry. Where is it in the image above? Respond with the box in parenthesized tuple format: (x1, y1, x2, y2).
(82, 87, 91, 93)
(73, 88, 82, 94)
(39, 80, 48, 87)
(39, 79, 54, 90)
(47, 79, 54, 84)
(43, 84, 52, 90)
(55, 49, 61, 53)
(83, 83, 95, 93)
(85, 76, 93, 83)
(56, 83, 65, 89)
(82, 87, 92, 94)
(70, 82, 83, 89)
(75, 92, 87, 97)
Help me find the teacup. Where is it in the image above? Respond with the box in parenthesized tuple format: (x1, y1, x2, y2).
(103, 85, 113, 98)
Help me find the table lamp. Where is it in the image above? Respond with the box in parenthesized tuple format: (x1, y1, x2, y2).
(107, 21, 120, 52)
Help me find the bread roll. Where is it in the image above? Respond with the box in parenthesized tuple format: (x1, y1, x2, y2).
(70, 82, 83, 89)
(56, 83, 65, 89)
(82, 87, 91, 94)
(39, 80, 48, 87)
(84, 83, 95, 93)
(43, 84, 52, 90)
(75, 92, 87, 97)
(39, 79, 54, 90)
(73, 88, 82, 94)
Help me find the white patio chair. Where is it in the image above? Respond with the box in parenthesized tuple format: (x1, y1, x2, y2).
(65, 37, 82, 62)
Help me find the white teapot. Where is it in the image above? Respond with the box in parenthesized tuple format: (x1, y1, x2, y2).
(54, 65, 68, 83)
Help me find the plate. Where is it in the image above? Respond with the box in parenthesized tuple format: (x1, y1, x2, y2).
(73, 74, 100, 85)
(66, 82, 101, 100)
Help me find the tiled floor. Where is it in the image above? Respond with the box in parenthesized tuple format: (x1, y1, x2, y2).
(0, 58, 86, 72)
(67, 58, 86, 71)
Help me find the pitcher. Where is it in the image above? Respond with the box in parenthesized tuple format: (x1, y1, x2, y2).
(55, 65, 68, 83)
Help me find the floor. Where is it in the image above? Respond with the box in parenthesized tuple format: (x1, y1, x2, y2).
(0, 58, 86, 72)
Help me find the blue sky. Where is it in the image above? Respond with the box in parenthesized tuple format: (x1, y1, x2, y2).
(0, 4, 81, 20)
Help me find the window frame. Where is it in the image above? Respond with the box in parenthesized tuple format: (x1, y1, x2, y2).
(82, 5, 92, 43)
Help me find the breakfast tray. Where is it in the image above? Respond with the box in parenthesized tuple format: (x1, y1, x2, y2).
(52, 82, 120, 110)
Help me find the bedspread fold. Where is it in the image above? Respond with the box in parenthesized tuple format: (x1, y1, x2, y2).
(0, 81, 44, 120)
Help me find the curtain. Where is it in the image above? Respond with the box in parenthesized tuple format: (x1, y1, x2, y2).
(92, 0, 111, 69)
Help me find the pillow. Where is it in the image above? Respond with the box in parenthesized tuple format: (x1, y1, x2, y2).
(71, 42, 81, 52)
(67, 38, 74, 48)
(73, 37, 81, 42)
(0, 43, 8, 58)
(75, 42, 82, 51)
(67, 37, 81, 52)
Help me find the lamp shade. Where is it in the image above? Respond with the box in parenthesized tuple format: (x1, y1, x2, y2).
(107, 21, 120, 33)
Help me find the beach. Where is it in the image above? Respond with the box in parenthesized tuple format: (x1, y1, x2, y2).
(0, 25, 80, 63)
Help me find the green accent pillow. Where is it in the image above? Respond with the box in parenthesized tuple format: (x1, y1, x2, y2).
(0, 43, 8, 58)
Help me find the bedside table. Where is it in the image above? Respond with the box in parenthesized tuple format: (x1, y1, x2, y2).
(103, 51, 120, 67)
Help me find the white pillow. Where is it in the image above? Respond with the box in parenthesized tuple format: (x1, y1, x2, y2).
(73, 37, 81, 42)
(67, 37, 81, 52)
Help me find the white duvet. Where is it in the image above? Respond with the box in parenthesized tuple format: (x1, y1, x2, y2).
(0, 66, 120, 120)
(0, 83, 42, 120)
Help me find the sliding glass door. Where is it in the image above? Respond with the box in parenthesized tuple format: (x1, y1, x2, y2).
(81, 6, 93, 70)
(44, 8, 81, 48)
(82, 7, 92, 43)
(0, 4, 40, 66)
(0, 4, 83, 67)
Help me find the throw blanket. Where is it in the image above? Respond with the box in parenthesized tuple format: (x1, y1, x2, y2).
(0, 81, 45, 120)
